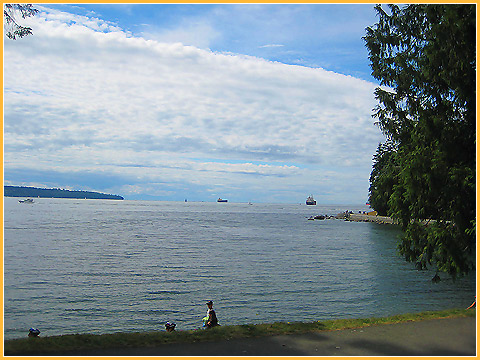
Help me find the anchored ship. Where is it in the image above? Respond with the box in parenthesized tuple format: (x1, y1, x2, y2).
(306, 195, 316, 205)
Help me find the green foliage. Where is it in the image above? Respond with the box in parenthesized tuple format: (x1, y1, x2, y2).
(4, 186, 124, 200)
(364, 4, 475, 279)
(4, 4, 38, 39)
(368, 140, 399, 216)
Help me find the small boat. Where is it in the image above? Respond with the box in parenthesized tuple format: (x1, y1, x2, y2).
(19, 198, 34, 203)
(306, 195, 316, 205)
(217, 198, 228, 202)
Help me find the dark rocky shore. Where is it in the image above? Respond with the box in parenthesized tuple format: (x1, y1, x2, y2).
(308, 212, 397, 224)
(344, 213, 397, 224)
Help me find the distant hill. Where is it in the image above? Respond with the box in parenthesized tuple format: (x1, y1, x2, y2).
(4, 186, 124, 200)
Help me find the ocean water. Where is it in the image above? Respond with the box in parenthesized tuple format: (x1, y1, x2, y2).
(4, 197, 475, 339)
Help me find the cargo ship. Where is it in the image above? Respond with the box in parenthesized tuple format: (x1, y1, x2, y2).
(306, 195, 316, 205)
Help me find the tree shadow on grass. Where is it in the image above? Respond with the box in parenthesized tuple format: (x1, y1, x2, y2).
(35, 332, 477, 356)
(346, 338, 475, 356)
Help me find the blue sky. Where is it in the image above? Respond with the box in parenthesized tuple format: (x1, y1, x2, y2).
(47, 4, 377, 80)
(4, 4, 385, 204)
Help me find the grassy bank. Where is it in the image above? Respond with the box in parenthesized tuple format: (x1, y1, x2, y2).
(4, 308, 475, 356)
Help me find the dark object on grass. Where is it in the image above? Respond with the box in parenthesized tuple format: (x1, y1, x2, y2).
(165, 322, 176, 332)
(28, 328, 40, 337)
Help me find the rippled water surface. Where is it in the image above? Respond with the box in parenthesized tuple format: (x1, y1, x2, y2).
(4, 198, 475, 339)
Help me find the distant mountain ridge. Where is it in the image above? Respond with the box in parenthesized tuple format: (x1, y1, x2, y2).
(4, 186, 124, 200)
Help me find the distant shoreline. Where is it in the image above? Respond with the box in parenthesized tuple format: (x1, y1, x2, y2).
(4, 185, 124, 200)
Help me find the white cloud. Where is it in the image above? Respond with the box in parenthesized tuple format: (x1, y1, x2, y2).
(141, 20, 220, 49)
(4, 7, 383, 203)
(258, 44, 285, 48)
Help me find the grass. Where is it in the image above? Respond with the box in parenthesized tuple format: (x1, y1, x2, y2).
(4, 308, 475, 355)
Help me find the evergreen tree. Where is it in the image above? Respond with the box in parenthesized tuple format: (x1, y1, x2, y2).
(364, 4, 475, 279)
(4, 4, 38, 40)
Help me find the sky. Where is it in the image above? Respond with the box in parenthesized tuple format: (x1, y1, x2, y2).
(4, 4, 386, 204)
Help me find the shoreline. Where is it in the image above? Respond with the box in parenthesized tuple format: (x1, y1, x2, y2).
(5, 309, 475, 356)
(345, 213, 398, 224)
(69, 316, 475, 356)
(306, 212, 397, 224)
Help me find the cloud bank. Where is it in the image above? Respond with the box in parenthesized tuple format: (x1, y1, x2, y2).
(4, 7, 383, 203)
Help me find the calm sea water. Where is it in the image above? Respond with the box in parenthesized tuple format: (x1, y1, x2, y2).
(4, 197, 475, 339)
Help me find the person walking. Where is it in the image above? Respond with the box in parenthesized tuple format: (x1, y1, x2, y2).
(204, 300, 219, 328)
